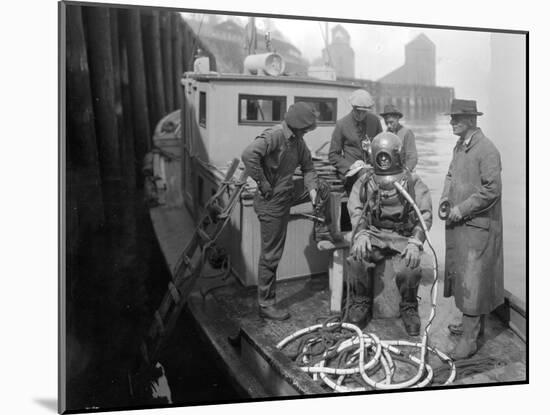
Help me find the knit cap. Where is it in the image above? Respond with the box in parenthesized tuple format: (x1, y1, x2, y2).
(284, 102, 318, 129)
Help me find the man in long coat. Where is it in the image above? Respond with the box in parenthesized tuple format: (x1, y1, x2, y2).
(440, 99, 504, 359)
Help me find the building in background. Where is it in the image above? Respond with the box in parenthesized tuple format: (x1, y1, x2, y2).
(313, 24, 355, 78)
(185, 16, 309, 75)
(378, 33, 436, 86)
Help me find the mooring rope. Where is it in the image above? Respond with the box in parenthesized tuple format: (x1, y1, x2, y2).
(276, 181, 456, 391)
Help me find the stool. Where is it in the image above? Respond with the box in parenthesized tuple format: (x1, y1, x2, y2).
(316, 191, 351, 314)
(317, 234, 352, 313)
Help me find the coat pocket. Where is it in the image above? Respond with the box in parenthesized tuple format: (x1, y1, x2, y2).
(465, 216, 490, 230)
(464, 216, 490, 253)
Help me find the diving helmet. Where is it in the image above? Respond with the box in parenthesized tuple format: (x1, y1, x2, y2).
(370, 132, 404, 177)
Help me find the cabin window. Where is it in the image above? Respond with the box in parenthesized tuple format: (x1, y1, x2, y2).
(199, 91, 206, 127)
(294, 97, 337, 124)
(238, 94, 286, 124)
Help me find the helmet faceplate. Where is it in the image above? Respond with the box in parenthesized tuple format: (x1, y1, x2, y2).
(370, 132, 404, 176)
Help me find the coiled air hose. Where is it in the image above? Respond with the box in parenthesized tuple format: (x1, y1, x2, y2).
(276, 181, 456, 391)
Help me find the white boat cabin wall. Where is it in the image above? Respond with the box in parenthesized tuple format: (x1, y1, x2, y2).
(182, 74, 365, 166)
(180, 71, 368, 286)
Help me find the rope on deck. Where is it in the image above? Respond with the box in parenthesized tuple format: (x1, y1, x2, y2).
(276, 181, 456, 391)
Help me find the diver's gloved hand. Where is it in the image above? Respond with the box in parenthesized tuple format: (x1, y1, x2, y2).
(402, 243, 420, 268)
(351, 231, 372, 260)
(258, 181, 273, 200)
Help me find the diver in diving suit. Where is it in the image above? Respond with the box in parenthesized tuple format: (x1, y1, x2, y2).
(346, 132, 433, 336)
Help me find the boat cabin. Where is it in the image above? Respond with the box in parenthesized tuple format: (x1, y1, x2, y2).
(178, 60, 365, 286)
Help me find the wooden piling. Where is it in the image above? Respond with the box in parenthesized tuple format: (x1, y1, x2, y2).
(83, 6, 126, 227)
(109, 9, 136, 189)
(83, 6, 121, 182)
(172, 13, 184, 111)
(112, 9, 137, 189)
(141, 10, 166, 130)
(65, 4, 104, 231)
(161, 11, 174, 112)
(121, 9, 151, 186)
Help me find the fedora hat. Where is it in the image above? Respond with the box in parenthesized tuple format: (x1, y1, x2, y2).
(445, 99, 484, 116)
(380, 104, 403, 118)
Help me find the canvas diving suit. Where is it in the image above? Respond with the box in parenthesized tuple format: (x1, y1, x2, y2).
(347, 132, 432, 335)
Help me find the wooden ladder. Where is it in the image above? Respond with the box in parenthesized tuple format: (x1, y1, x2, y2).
(141, 158, 248, 365)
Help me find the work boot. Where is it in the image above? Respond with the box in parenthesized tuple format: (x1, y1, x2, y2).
(449, 314, 481, 360)
(259, 305, 290, 321)
(399, 285, 421, 336)
(400, 303, 421, 336)
(448, 315, 485, 337)
(448, 322, 463, 336)
(345, 296, 372, 329)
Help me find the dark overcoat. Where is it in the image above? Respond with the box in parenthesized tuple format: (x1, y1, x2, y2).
(441, 128, 504, 315)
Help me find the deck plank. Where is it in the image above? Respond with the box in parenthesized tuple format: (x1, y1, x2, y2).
(190, 268, 526, 392)
(150, 204, 526, 395)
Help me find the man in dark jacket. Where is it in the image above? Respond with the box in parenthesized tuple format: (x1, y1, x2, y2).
(440, 99, 504, 360)
(328, 89, 383, 192)
(380, 104, 418, 171)
(241, 102, 329, 320)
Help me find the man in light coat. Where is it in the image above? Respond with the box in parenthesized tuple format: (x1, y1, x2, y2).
(440, 99, 504, 360)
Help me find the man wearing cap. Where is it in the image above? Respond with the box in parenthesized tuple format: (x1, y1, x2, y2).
(380, 104, 418, 171)
(329, 89, 383, 192)
(440, 99, 504, 359)
(241, 102, 330, 320)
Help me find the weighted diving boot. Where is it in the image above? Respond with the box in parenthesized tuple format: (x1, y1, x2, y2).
(400, 303, 421, 336)
(449, 314, 481, 360)
(399, 286, 421, 336)
(345, 296, 372, 329)
(259, 305, 290, 321)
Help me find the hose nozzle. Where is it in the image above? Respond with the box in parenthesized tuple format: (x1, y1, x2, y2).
(438, 200, 451, 220)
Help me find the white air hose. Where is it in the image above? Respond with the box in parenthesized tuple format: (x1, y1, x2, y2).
(276, 181, 456, 391)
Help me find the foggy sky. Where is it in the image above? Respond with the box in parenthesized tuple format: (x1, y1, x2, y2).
(184, 13, 492, 111)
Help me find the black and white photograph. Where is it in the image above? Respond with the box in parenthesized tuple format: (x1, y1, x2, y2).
(56, 0, 530, 412)
(3, 0, 539, 413)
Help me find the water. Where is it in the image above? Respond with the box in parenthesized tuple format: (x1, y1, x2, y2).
(65, 186, 239, 411)
(407, 114, 526, 303)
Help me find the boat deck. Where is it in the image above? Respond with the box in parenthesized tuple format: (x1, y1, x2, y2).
(151, 205, 526, 398)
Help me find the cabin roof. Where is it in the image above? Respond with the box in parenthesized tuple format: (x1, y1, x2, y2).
(182, 72, 366, 89)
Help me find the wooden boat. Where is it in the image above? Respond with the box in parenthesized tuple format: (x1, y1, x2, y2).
(145, 53, 526, 398)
